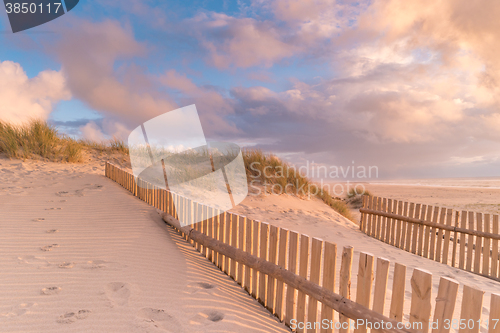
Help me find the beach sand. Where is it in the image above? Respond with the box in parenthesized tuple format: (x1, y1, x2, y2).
(2, 155, 499, 332)
(363, 182, 500, 215)
(0, 156, 287, 333)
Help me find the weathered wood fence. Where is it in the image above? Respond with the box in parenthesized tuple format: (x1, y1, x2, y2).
(106, 162, 500, 333)
(360, 196, 500, 281)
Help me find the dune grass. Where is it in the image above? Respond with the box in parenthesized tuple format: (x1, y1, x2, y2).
(242, 149, 353, 221)
(0, 119, 128, 162)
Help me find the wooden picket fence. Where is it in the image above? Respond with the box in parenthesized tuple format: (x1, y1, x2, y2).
(359, 196, 500, 281)
(106, 162, 500, 333)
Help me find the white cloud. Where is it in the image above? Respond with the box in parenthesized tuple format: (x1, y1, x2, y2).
(0, 61, 71, 125)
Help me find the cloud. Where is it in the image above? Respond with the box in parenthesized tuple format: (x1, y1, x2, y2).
(0, 61, 71, 125)
(80, 121, 106, 141)
(54, 19, 177, 131)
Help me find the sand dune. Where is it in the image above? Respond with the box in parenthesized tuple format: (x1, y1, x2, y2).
(0, 157, 287, 333)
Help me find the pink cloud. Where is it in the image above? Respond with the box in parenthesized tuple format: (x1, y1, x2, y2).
(0, 61, 70, 125)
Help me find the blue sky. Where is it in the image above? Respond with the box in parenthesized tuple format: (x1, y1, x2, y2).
(1, 0, 500, 179)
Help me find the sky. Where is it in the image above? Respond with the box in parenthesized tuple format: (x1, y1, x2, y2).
(0, 0, 499, 180)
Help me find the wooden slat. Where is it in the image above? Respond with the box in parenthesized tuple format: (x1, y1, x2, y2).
(212, 208, 218, 264)
(474, 213, 483, 274)
(459, 285, 484, 333)
(339, 246, 354, 333)
(411, 203, 421, 254)
(237, 214, 245, 285)
(275, 228, 288, 321)
(370, 196, 378, 237)
(410, 268, 432, 333)
(483, 214, 491, 277)
(244, 216, 252, 293)
(418, 205, 427, 255)
(492, 215, 499, 279)
(258, 222, 269, 305)
(489, 294, 500, 333)
(389, 199, 396, 246)
(307, 238, 323, 333)
(230, 213, 238, 279)
(429, 206, 439, 261)
(285, 231, 299, 326)
(435, 208, 446, 263)
(432, 277, 458, 333)
(214, 209, 221, 267)
(201, 205, 208, 256)
(466, 211, 475, 272)
(354, 252, 374, 333)
(207, 208, 214, 262)
(296, 234, 310, 333)
(405, 202, 415, 252)
(423, 205, 433, 258)
(360, 196, 368, 232)
(389, 263, 406, 322)
(442, 209, 453, 265)
(320, 242, 337, 333)
(221, 211, 229, 272)
(367, 196, 375, 237)
(373, 257, 390, 315)
(376, 197, 383, 240)
(459, 211, 467, 270)
(266, 225, 278, 312)
(395, 201, 404, 249)
(380, 198, 387, 242)
(451, 211, 460, 268)
(251, 220, 260, 298)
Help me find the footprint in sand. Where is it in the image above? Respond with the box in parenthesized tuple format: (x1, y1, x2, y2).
(58, 262, 74, 269)
(46, 229, 58, 233)
(189, 310, 225, 326)
(17, 255, 50, 268)
(82, 260, 107, 270)
(187, 282, 218, 294)
(105, 282, 130, 306)
(41, 286, 61, 295)
(41, 244, 59, 252)
(137, 308, 183, 332)
(0, 302, 36, 317)
(57, 310, 91, 324)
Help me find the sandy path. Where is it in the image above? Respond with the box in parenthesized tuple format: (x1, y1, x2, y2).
(0, 158, 288, 333)
(231, 193, 500, 331)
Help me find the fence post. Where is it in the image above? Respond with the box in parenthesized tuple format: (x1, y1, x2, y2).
(296, 234, 310, 333)
(258, 222, 269, 305)
(466, 211, 475, 272)
(474, 213, 483, 274)
(320, 241, 337, 333)
(389, 263, 406, 322)
(442, 209, 453, 265)
(410, 268, 432, 333)
(483, 214, 491, 276)
(432, 277, 458, 333)
(275, 227, 288, 321)
(339, 246, 354, 333)
(492, 215, 499, 279)
(373, 257, 390, 315)
(307, 238, 323, 332)
(266, 225, 278, 312)
(459, 285, 484, 333)
(451, 211, 460, 268)
(251, 220, 260, 298)
(354, 252, 374, 333)
(411, 203, 421, 254)
(285, 231, 299, 327)
(489, 293, 500, 333)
